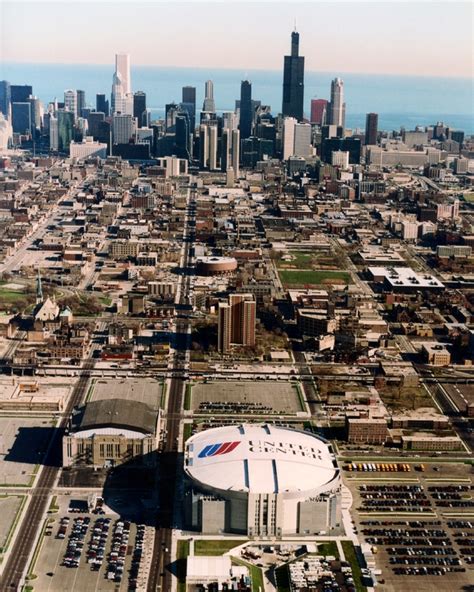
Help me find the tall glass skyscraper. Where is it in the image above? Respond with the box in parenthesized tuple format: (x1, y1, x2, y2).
(282, 30, 304, 121)
(239, 80, 253, 140)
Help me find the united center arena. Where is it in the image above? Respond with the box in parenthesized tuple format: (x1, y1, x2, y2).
(184, 424, 341, 536)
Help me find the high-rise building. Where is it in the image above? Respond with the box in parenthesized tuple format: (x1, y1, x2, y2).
(133, 91, 147, 128)
(76, 90, 86, 118)
(49, 115, 59, 151)
(202, 80, 215, 113)
(112, 113, 136, 144)
(310, 99, 328, 125)
(175, 111, 191, 159)
(165, 103, 179, 131)
(111, 53, 132, 114)
(239, 80, 253, 140)
(0, 81, 11, 119)
(282, 117, 297, 159)
(218, 294, 256, 353)
(87, 111, 106, 139)
(57, 110, 74, 152)
(329, 78, 345, 128)
(64, 89, 78, 118)
(282, 30, 305, 121)
(293, 122, 312, 157)
(231, 129, 240, 177)
(365, 112, 378, 146)
(28, 96, 41, 133)
(96, 94, 109, 116)
(199, 123, 218, 170)
(221, 128, 231, 172)
(182, 86, 196, 132)
(10, 85, 32, 103)
(12, 103, 31, 134)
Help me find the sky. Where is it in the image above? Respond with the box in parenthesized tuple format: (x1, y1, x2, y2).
(1, 1, 473, 78)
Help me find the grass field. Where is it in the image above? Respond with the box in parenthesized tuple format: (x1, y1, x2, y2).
(277, 252, 313, 269)
(176, 539, 190, 592)
(341, 541, 367, 592)
(194, 539, 247, 556)
(279, 269, 352, 286)
(232, 556, 264, 592)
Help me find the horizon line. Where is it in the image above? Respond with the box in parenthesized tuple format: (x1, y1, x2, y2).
(1, 60, 472, 82)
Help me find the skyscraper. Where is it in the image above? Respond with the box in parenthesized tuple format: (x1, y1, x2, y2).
(76, 90, 86, 118)
(218, 294, 256, 353)
(293, 122, 312, 157)
(282, 30, 305, 121)
(112, 113, 136, 144)
(10, 85, 33, 103)
(282, 117, 297, 160)
(231, 129, 240, 177)
(96, 94, 109, 116)
(239, 80, 253, 140)
(181, 86, 196, 132)
(112, 53, 132, 114)
(64, 90, 77, 118)
(329, 78, 345, 128)
(202, 80, 215, 113)
(0, 81, 11, 119)
(310, 99, 328, 125)
(11, 103, 31, 134)
(57, 110, 74, 152)
(365, 112, 378, 145)
(133, 91, 147, 127)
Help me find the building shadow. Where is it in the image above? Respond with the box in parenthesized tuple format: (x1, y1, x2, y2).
(4, 426, 62, 467)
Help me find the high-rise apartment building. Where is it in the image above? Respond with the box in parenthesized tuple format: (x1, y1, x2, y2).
(218, 294, 256, 353)
(133, 91, 147, 127)
(329, 78, 345, 128)
(239, 80, 253, 140)
(202, 80, 215, 113)
(0, 81, 11, 119)
(365, 112, 378, 145)
(310, 98, 328, 125)
(282, 30, 305, 120)
(64, 90, 78, 118)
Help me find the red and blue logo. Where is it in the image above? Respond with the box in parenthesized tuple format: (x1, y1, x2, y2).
(198, 441, 240, 458)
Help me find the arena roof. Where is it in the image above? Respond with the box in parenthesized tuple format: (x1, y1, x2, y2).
(74, 398, 158, 435)
(184, 424, 338, 495)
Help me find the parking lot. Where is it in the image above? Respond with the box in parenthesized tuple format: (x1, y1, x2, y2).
(32, 510, 153, 592)
(0, 415, 55, 486)
(343, 462, 474, 591)
(189, 380, 305, 415)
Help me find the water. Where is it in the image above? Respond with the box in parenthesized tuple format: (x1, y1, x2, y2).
(1, 62, 472, 133)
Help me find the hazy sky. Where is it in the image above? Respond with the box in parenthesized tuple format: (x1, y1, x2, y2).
(2, 1, 473, 77)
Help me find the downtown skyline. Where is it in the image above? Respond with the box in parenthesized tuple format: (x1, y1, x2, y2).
(2, 1, 472, 79)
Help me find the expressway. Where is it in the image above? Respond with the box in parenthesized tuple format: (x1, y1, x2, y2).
(0, 355, 97, 591)
(147, 187, 196, 591)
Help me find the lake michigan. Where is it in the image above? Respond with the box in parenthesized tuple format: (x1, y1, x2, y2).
(1, 62, 472, 134)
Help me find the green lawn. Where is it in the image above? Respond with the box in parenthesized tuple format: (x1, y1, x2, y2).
(0, 288, 27, 302)
(194, 539, 247, 556)
(317, 541, 339, 558)
(184, 384, 192, 410)
(176, 539, 190, 592)
(279, 270, 352, 286)
(278, 252, 313, 269)
(341, 541, 367, 592)
(232, 556, 264, 592)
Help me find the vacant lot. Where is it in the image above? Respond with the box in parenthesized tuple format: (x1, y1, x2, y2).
(279, 270, 352, 286)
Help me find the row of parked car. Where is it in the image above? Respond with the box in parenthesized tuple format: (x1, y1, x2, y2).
(62, 516, 90, 568)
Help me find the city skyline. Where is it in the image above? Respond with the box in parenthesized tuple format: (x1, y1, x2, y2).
(2, 1, 472, 78)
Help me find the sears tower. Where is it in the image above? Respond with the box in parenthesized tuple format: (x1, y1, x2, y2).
(282, 30, 304, 121)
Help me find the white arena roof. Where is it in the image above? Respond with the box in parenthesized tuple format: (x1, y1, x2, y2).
(184, 424, 338, 495)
